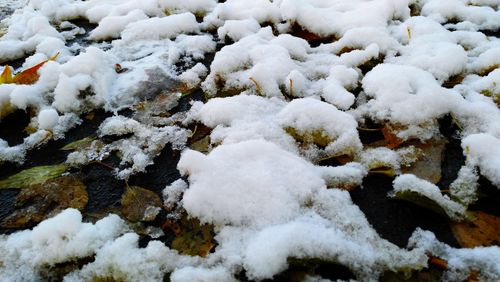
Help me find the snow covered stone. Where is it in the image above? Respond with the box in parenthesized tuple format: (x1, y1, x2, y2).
(278, 98, 362, 157)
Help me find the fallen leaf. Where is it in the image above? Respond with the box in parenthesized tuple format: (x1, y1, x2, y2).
(84, 111, 95, 120)
(381, 124, 404, 149)
(188, 135, 210, 153)
(1, 176, 88, 228)
(402, 139, 446, 184)
(393, 190, 460, 219)
(163, 213, 214, 257)
(285, 127, 332, 148)
(121, 185, 163, 222)
(0, 164, 69, 189)
(0, 65, 13, 84)
(60, 136, 96, 151)
(0, 53, 59, 85)
(451, 211, 500, 248)
(12, 52, 59, 85)
(428, 256, 448, 270)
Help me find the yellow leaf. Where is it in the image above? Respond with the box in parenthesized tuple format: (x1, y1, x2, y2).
(0, 65, 13, 84)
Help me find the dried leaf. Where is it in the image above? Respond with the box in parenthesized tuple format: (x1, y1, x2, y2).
(0, 164, 68, 189)
(1, 176, 88, 228)
(451, 211, 500, 248)
(285, 127, 332, 148)
(381, 124, 404, 149)
(164, 213, 214, 257)
(121, 185, 163, 222)
(188, 135, 210, 153)
(84, 111, 95, 120)
(402, 139, 446, 184)
(428, 256, 448, 270)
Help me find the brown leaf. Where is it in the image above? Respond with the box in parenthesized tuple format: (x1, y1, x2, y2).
(451, 211, 500, 248)
(381, 124, 404, 149)
(121, 185, 163, 222)
(163, 213, 214, 257)
(428, 256, 448, 270)
(1, 176, 88, 228)
(402, 139, 446, 184)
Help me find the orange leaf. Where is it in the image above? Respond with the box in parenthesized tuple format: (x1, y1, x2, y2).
(12, 52, 59, 85)
(451, 211, 500, 248)
(0, 65, 13, 84)
(381, 124, 405, 149)
(428, 256, 448, 270)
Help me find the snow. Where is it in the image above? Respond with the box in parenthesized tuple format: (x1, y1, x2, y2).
(450, 166, 479, 206)
(462, 133, 500, 187)
(178, 139, 324, 227)
(0, 209, 129, 280)
(409, 228, 500, 281)
(1, 0, 500, 280)
(392, 174, 466, 220)
(37, 108, 59, 130)
(217, 19, 261, 42)
(119, 13, 199, 43)
(278, 98, 362, 157)
(359, 63, 466, 142)
(162, 179, 188, 210)
(89, 9, 148, 41)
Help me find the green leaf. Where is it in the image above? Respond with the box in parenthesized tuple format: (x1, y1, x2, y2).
(393, 190, 450, 218)
(60, 136, 96, 151)
(1, 176, 88, 228)
(0, 164, 69, 189)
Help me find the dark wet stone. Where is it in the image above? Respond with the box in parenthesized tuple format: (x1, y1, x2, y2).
(350, 175, 460, 248)
(128, 145, 181, 194)
(0, 109, 31, 146)
(0, 110, 111, 179)
(0, 189, 20, 233)
(80, 156, 125, 213)
(438, 115, 465, 189)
